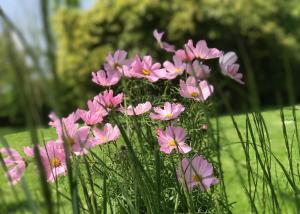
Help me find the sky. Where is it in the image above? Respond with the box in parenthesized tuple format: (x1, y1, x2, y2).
(0, 0, 93, 46)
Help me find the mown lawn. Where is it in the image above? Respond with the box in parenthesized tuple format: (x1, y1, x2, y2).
(0, 106, 299, 213)
(218, 106, 300, 213)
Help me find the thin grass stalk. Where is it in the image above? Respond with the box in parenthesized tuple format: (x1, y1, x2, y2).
(3, 25, 54, 213)
(279, 109, 295, 184)
(236, 34, 260, 109)
(83, 156, 99, 213)
(215, 84, 259, 213)
(79, 170, 94, 214)
(0, 6, 60, 114)
(61, 134, 80, 214)
(245, 114, 280, 213)
(112, 116, 159, 213)
(226, 145, 258, 214)
(207, 110, 232, 214)
(251, 112, 274, 211)
(169, 155, 189, 212)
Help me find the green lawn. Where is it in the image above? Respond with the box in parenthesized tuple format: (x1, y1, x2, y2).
(218, 107, 300, 213)
(0, 107, 299, 213)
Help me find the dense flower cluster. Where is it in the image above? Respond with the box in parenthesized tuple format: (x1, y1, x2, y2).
(0, 30, 243, 192)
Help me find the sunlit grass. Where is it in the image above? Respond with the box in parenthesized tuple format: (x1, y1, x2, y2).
(219, 106, 300, 213)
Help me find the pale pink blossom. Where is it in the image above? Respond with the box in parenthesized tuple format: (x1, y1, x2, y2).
(104, 50, 130, 73)
(119, 101, 152, 116)
(162, 56, 186, 80)
(76, 109, 104, 125)
(121, 64, 135, 77)
(24, 140, 67, 182)
(0, 148, 26, 185)
(23, 146, 34, 157)
(48, 113, 91, 155)
(150, 102, 185, 121)
(90, 123, 120, 146)
(179, 77, 214, 101)
(87, 100, 110, 115)
(49, 112, 78, 140)
(92, 68, 121, 87)
(219, 52, 244, 84)
(153, 29, 175, 52)
(177, 155, 219, 191)
(156, 126, 191, 154)
(76, 99, 109, 125)
(186, 60, 210, 80)
(186, 40, 223, 60)
(94, 90, 123, 110)
(175, 49, 194, 62)
(67, 126, 91, 156)
(131, 55, 166, 82)
(175, 39, 196, 62)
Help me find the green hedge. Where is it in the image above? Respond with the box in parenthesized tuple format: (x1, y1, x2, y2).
(53, 0, 300, 111)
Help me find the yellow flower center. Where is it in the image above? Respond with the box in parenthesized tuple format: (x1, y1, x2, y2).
(169, 139, 177, 146)
(100, 136, 108, 142)
(66, 137, 75, 146)
(142, 69, 151, 75)
(192, 174, 201, 182)
(51, 157, 61, 167)
(175, 68, 181, 73)
(165, 113, 173, 118)
(190, 92, 199, 97)
(113, 62, 121, 69)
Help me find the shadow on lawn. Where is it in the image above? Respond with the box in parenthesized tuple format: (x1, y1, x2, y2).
(0, 200, 32, 213)
(1, 200, 66, 213)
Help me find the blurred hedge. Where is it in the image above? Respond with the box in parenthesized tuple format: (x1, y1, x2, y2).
(53, 0, 300, 112)
(0, 37, 23, 124)
(2, 0, 299, 125)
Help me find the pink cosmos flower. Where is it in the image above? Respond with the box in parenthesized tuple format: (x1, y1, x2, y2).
(186, 40, 223, 60)
(150, 102, 185, 121)
(186, 60, 211, 80)
(119, 101, 152, 116)
(24, 140, 67, 182)
(153, 29, 176, 52)
(175, 50, 194, 62)
(131, 55, 166, 82)
(104, 49, 129, 73)
(175, 40, 196, 62)
(88, 100, 110, 115)
(94, 90, 123, 110)
(90, 123, 120, 146)
(48, 113, 91, 155)
(162, 56, 186, 80)
(156, 126, 191, 154)
(66, 125, 91, 156)
(76, 109, 104, 125)
(0, 148, 26, 185)
(121, 64, 135, 77)
(76, 99, 108, 125)
(49, 112, 78, 140)
(219, 52, 244, 84)
(179, 77, 214, 101)
(92, 68, 121, 87)
(177, 155, 219, 191)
